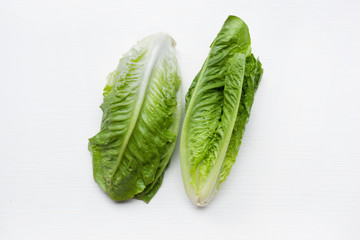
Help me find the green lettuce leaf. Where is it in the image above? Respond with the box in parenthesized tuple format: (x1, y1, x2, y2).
(89, 33, 181, 203)
(218, 54, 263, 187)
(181, 16, 263, 206)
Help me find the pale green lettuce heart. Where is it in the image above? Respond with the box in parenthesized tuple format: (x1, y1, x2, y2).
(89, 33, 181, 202)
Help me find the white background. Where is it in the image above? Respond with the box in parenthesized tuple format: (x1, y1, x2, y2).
(1, 0, 360, 239)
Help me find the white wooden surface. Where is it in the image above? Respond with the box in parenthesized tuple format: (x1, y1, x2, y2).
(1, 0, 360, 239)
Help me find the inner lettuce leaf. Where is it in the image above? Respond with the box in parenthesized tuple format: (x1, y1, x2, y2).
(89, 33, 181, 203)
(181, 16, 263, 206)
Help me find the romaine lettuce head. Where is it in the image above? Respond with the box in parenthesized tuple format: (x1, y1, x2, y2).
(89, 33, 181, 203)
(181, 16, 263, 206)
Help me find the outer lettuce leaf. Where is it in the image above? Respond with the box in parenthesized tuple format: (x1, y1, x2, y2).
(218, 54, 263, 186)
(181, 16, 263, 206)
(89, 33, 181, 202)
